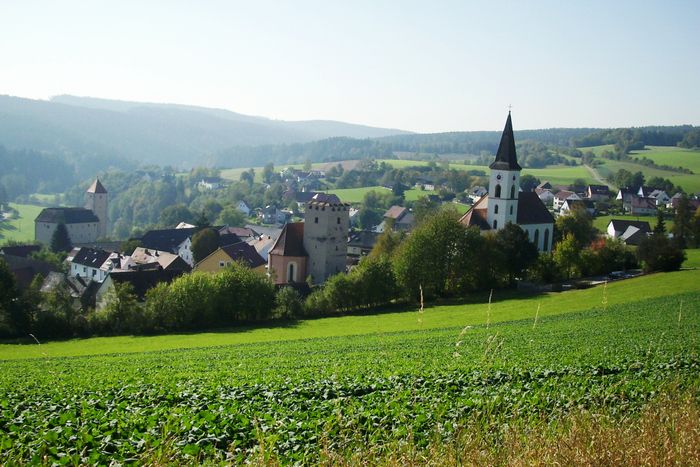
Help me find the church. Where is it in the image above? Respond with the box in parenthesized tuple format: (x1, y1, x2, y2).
(35, 179, 109, 245)
(459, 113, 554, 252)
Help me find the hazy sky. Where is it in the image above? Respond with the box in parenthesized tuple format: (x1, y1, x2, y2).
(1, 0, 699, 133)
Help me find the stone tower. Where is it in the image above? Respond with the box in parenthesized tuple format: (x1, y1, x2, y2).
(487, 112, 521, 230)
(85, 178, 108, 238)
(303, 193, 349, 284)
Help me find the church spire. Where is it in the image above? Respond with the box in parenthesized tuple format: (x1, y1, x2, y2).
(489, 112, 521, 171)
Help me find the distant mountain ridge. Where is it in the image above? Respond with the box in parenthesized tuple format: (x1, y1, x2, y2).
(0, 94, 411, 168)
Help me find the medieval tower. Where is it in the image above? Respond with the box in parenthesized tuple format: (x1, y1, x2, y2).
(487, 112, 521, 230)
(302, 194, 349, 284)
(85, 178, 108, 238)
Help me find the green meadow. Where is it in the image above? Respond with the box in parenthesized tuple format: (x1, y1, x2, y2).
(0, 203, 43, 243)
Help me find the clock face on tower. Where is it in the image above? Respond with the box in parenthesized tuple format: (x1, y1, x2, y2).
(496, 174, 501, 180)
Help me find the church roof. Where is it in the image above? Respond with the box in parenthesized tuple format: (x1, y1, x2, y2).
(489, 112, 522, 171)
(87, 179, 108, 194)
(459, 196, 491, 230)
(269, 222, 307, 257)
(35, 207, 100, 224)
(516, 192, 555, 225)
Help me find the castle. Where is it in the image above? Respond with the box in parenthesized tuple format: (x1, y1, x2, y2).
(460, 113, 554, 251)
(35, 179, 109, 245)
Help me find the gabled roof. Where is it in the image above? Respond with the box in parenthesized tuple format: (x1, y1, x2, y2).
(489, 112, 522, 171)
(459, 196, 491, 230)
(219, 226, 259, 238)
(87, 178, 108, 194)
(218, 242, 266, 268)
(517, 192, 555, 225)
(35, 207, 100, 224)
(383, 205, 408, 220)
(348, 230, 381, 249)
(638, 186, 654, 197)
(608, 219, 651, 234)
(107, 269, 185, 299)
(554, 190, 578, 201)
(129, 247, 191, 271)
(70, 247, 111, 268)
(587, 184, 610, 195)
(140, 227, 197, 253)
(0, 244, 41, 258)
(630, 197, 656, 209)
(269, 222, 307, 257)
(537, 181, 552, 190)
(620, 226, 647, 245)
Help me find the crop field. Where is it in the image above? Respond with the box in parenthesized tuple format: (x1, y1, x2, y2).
(1, 271, 699, 463)
(0, 203, 43, 243)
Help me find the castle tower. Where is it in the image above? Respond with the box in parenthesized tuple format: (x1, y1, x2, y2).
(86, 178, 108, 238)
(487, 112, 521, 230)
(303, 194, 349, 284)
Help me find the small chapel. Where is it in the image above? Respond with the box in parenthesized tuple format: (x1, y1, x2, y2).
(459, 113, 554, 252)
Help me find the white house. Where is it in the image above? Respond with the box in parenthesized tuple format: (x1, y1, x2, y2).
(560, 199, 596, 216)
(66, 247, 114, 283)
(535, 187, 554, 205)
(606, 219, 651, 246)
(553, 190, 580, 211)
(236, 201, 251, 216)
(649, 190, 670, 206)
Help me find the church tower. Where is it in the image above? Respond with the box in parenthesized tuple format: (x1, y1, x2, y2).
(86, 178, 108, 238)
(303, 194, 349, 284)
(487, 112, 521, 230)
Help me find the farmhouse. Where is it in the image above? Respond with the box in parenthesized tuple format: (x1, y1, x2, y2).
(606, 219, 651, 246)
(460, 112, 554, 252)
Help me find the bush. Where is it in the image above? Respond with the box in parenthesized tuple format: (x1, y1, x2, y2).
(273, 287, 303, 319)
(637, 235, 685, 273)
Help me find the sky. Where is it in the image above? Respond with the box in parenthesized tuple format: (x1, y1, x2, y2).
(1, 0, 699, 133)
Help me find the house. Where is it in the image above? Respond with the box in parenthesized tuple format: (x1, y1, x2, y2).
(606, 219, 651, 246)
(585, 184, 610, 201)
(648, 190, 670, 206)
(379, 206, 415, 232)
(626, 197, 657, 215)
(469, 186, 488, 202)
(66, 247, 113, 283)
(637, 186, 655, 198)
(0, 254, 56, 289)
(459, 112, 555, 252)
(139, 227, 197, 266)
(348, 207, 360, 227)
(553, 190, 580, 211)
(198, 177, 224, 190)
(268, 193, 349, 285)
(236, 200, 251, 216)
(121, 247, 191, 272)
(536, 181, 552, 190)
(667, 192, 683, 209)
(414, 178, 436, 191)
(0, 244, 41, 258)
(259, 206, 289, 225)
(194, 242, 266, 273)
(616, 188, 637, 204)
(535, 187, 554, 205)
(347, 230, 380, 259)
(40, 272, 100, 310)
(560, 199, 596, 216)
(96, 269, 185, 306)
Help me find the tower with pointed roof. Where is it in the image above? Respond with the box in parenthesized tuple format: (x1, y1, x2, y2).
(487, 112, 521, 231)
(85, 178, 108, 238)
(459, 113, 554, 252)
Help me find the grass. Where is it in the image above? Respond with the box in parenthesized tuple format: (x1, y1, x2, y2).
(2, 269, 697, 360)
(0, 203, 43, 243)
(684, 249, 700, 268)
(325, 186, 437, 203)
(581, 145, 700, 193)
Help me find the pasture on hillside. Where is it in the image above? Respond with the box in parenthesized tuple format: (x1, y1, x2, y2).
(325, 186, 438, 203)
(1, 270, 698, 463)
(0, 203, 42, 243)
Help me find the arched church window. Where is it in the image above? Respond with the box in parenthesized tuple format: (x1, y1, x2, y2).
(510, 206, 513, 215)
(495, 184, 502, 197)
(543, 229, 550, 251)
(287, 262, 296, 282)
(510, 185, 515, 198)
(534, 229, 539, 245)
(493, 220, 498, 229)
(494, 205, 499, 214)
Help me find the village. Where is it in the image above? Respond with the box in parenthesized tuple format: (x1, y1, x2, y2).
(2, 114, 697, 318)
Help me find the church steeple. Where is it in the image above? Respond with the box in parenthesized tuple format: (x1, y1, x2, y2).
(489, 112, 521, 171)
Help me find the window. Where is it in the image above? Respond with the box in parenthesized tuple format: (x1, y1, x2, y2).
(534, 229, 539, 246)
(510, 186, 515, 198)
(543, 229, 550, 251)
(494, 184, 502, 197)
(493, 220, 498, 229)
(510, 206, 513, 215)
(315, 217, 319, 224)
(287, 262, 296, 282)
(494, 205, 499, 214)
(219, 261, 225, 267)
(337, 217, 341, 224)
